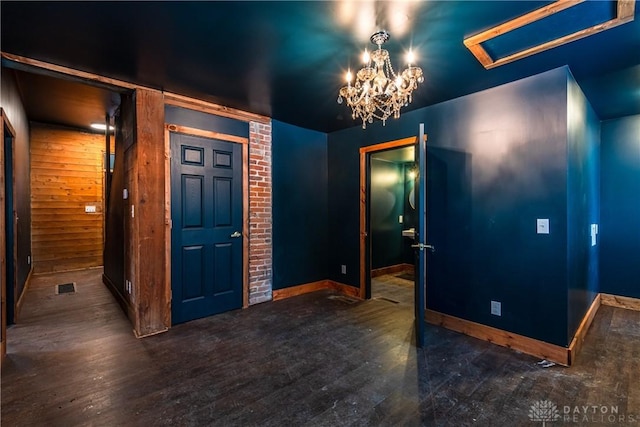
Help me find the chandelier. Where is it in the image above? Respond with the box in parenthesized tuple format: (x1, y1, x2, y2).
(337, 30, 424, 129)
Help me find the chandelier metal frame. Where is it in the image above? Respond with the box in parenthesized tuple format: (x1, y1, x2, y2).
(338, 30, 424, 129)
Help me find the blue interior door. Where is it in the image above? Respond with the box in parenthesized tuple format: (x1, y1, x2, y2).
(413, 124, 432, 348)
(171, 133, 243, 324)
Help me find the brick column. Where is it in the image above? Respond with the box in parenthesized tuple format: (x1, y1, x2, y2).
(248, 121, 272, 304)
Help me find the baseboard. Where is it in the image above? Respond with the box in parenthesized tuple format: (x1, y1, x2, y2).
(371, 263, 413, 278)
(272, 280, 361, 301)
(600, 293, 640, 311)
(568, 294, 601, 365)
(425, 309, 570, 366)
(102, 273, 132, 320)
(15, 267, 34, 321)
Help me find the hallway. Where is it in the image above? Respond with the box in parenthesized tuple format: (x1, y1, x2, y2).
(2, 269, 639, 426)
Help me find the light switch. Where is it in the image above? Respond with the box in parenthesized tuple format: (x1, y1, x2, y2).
(399, 215, 403, 224)
(536, 218, 549, 234)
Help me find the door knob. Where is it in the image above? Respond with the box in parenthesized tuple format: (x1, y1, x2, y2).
(411, 243, 435, 253)
(230, 231, 242, 238)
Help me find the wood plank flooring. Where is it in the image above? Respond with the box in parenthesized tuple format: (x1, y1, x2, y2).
(2, 269, 639, 426)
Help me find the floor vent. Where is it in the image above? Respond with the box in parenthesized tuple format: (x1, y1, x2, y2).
(374, 297, 400, 304)
(328, 295, 359, 305)
(56, 282, 76, 295)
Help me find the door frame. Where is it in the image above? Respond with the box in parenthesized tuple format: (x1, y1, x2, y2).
(1, 109, 17, 361)
(359, 136, 418, 299)
(164, 124, 250, 324)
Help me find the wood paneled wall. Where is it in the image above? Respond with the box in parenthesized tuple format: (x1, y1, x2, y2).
(31, 125, 104, 273)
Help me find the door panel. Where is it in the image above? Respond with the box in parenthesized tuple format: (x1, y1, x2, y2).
(171, 133, 243, 324)
(414, 124, 427, 348)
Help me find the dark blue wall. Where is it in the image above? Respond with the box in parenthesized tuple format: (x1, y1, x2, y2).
(165, 105, 249, 137)
(272, 120, 328, 289)
(370, 158, 404, 269)
(328, 67, 572, 346)
(600, 115, 640, 298)
(566, 74, 600, 342)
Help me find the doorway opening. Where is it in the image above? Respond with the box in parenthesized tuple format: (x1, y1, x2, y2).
(359, 137, 417, 304)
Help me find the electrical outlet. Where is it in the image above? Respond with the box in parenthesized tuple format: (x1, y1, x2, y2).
(341, 265, 347, 274)
(27, 255, 31, 265)
(491, 300, 502, 316)
(85, 205, 97, 213)
(399, 215, 403, 224)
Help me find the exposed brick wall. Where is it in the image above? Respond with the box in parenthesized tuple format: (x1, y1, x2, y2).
(248, 121, 273, 304)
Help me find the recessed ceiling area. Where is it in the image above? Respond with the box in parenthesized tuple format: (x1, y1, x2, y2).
(1, 1, 639, 132)
(11, 69, 122, 132)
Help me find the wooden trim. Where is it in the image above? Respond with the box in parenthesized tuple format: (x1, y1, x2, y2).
(568, 294, 601, 365)
(359, 136, 418, 154)
(272, 280, 362, 301)
(371, 263, 413, 278)
(163, 130, 172, 326)
(14, 267, 33, 321)
(0, 108, 16, 138)
(165, 124, 248, 145)
(242, 143, 249, 309)
(601, 293, 640, 311)
(164, 93, 270, 125)
(328, 281, 361, 298)
(359, 136, 418, 300)
(0, 111, 6, 362)
(464, 0, 635, 69)
(425, 309, 570, 366)
(272, 280, 330, 301)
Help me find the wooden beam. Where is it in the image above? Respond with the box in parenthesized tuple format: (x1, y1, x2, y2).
(464, 0, 583, 46)
(464, 0, 636, 69)
(425, 309, 570, 366)
(1, 52, 271, 125)
(132, 89, 168, 338)
(1, 52, 139, 90)
(601, 293, 640, 311)
(568, 294, 601, 365)
(164, 93, 269, 125)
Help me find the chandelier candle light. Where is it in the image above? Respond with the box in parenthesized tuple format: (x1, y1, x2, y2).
(338, 30, 424, 129)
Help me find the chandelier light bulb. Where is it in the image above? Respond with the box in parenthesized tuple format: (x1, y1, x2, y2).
(346, 70, 352, 84)
(406, 49, 415, 65)
(362, 48, 370, 64)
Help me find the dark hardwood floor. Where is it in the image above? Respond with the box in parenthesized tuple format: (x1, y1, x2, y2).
(372, 274, 414, 306)
(2, 269, 639, 426)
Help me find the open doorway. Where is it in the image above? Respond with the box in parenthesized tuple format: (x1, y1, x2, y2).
(369, 146, 416, 306)
(359, 137, 418, 305)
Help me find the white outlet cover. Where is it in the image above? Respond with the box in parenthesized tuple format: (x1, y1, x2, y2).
(85, 205, 96, 213)
(341, 265, 347, 274)
(491, 300, 501, 316)
(536, 218, 549, 234)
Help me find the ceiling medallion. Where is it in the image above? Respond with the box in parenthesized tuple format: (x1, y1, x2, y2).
(338, 30, 424, 129)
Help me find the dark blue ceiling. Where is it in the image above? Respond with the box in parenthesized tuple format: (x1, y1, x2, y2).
(1, 1, 639, 132)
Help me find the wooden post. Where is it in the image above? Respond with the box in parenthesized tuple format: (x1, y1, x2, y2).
(131, 88, 168, 337)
